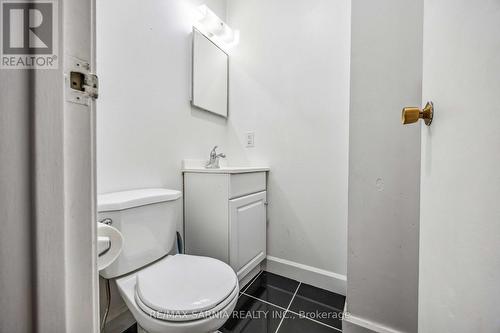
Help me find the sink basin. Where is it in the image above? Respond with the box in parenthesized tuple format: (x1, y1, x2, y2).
(182, 160, 269, 174)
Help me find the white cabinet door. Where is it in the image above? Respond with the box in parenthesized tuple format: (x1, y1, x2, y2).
(229, 191, 267, 278)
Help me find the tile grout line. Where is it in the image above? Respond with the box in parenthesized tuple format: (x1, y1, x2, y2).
(240, 292, 289, 311)
(274, 282, 301, 333)
(230, 271, 345, 333)
(240, 270, 264, 295)
(241, 284, 343, 332)
(240, 293, 343, 333)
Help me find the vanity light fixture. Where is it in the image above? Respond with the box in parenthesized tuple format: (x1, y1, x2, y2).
(194, 5, 240, 49)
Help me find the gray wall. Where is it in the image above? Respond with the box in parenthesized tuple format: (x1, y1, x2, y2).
(346, 0, 423, 332)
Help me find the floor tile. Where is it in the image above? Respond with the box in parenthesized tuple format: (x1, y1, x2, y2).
(220, 294, 286, 333)
(243, 271, 299, 308)
(277, 312, 339, 333)
(289, 283, 345, 330)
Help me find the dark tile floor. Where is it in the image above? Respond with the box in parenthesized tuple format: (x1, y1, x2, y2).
(122, 271, 345, 333)
(220, 271, 346, 333)
(122, 323, 137, 333)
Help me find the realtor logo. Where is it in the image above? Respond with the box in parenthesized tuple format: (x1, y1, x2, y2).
(1, 0, 58, 69)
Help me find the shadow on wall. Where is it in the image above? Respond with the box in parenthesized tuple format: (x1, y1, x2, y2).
(190, 106, 228, 126)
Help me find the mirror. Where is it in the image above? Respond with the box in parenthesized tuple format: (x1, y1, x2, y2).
(191, 29, 228, 118)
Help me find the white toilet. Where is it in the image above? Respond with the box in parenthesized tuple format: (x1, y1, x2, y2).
(98, 188, 239, 333)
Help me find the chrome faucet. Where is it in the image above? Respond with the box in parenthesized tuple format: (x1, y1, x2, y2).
(206, 146, 226, 169)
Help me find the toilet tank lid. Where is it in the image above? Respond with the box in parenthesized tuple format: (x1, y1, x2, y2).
(98, 188, 182, 212)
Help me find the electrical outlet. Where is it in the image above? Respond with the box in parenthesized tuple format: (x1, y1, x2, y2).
(246, 132, 255, 147)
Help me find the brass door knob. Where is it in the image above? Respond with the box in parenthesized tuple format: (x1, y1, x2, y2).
(402, 102, 434, 126)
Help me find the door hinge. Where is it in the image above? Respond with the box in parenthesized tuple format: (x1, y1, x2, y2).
(70, 71, 99, 99)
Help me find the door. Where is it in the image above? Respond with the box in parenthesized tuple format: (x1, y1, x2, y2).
(229, 191, 267, 278)
(419, 0, 500, 331)
(0, 0, 98, 331)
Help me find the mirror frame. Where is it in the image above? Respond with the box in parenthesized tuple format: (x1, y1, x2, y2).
(191, 28, 229, 118)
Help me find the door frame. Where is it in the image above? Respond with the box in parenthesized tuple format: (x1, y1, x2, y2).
(62, 0, 99, 331)
(31, 0, 99, 331)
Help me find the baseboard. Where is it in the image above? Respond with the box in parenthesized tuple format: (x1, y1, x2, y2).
(239, 263, 263, 290)
(264, 255, 346, 295)
(343, 302, 406, 333)
(104, 309, 135, 333)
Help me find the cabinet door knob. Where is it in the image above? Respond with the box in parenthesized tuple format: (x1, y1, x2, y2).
(402, 101, 434, 126)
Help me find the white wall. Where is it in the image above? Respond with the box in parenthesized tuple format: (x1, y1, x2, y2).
(226, 0, 351, 289)
(97, 0, 229, 195)
(98, 0, 351, 294)
(345, 0, 422, 332)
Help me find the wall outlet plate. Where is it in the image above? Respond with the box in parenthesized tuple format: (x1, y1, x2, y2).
(246, 132, 255, 147)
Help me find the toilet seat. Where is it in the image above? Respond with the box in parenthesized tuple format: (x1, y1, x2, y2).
(115, 254, 239, 333)
(135, 287, 238, 322)
(135, 254, 238, 322)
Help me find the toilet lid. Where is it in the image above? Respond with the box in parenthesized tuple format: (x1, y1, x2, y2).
(136, 255, 238, 315)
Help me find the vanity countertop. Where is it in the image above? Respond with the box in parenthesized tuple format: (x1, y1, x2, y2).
(182, 160, 269, 174)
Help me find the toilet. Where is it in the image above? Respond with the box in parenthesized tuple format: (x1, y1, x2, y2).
(98, 188, 239, 333)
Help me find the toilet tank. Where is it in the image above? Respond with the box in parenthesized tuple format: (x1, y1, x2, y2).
(98, 188, 182, 279)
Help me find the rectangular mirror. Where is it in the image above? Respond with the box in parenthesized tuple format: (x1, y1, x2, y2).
(191, 29, 229, 118)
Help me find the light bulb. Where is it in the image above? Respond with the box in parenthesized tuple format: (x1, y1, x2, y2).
(192, 5, 239, 49)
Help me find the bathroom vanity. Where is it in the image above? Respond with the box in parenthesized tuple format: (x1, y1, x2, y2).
(182, 162, 270, 281)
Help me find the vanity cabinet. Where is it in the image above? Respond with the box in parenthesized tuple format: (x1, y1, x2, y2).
(183, 170, 268, 280)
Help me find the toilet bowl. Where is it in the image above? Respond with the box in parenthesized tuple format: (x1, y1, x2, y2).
(98, 189, 238, 333)
(116, 255, 238, 333)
